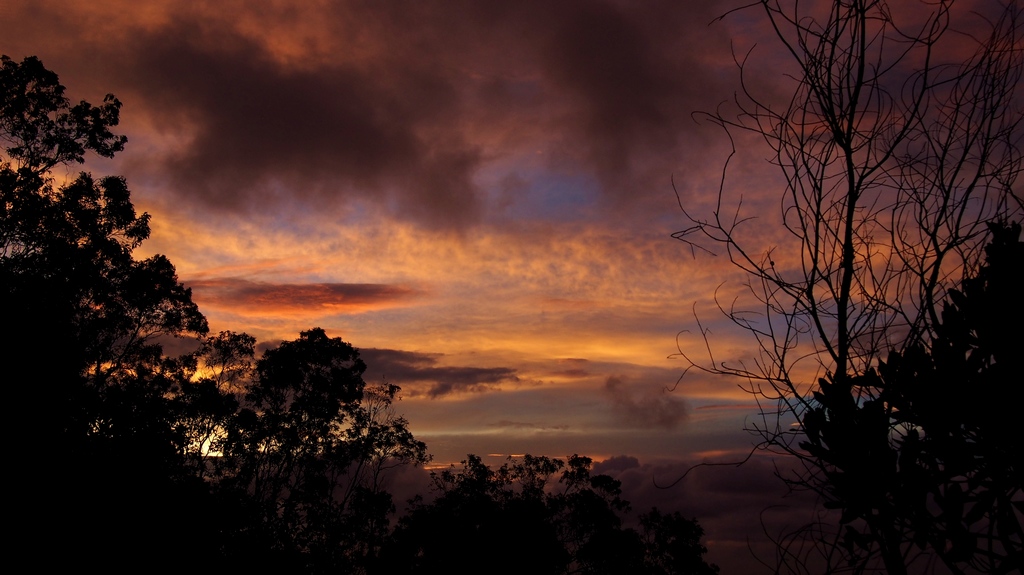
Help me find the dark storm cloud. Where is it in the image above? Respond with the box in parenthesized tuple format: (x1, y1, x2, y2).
(540, 3, 678, 177)
(537, 1, 731, 198)
(1, 0, 734, 228)
(360, 348, 519, 398)
(115, 17, 482, 227)
(187, 278, 419, 313)
(603, 375, 689, 429)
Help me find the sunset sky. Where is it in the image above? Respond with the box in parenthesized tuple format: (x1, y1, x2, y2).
(2, 0, 1005, 570)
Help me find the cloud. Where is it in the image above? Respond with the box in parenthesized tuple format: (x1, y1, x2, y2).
(2, 0, 737, 230)
(534, 1, 733, 205)
(546, 357, 592, 379)
(187, 278, 419, 315)
(593, 454, 823, 574)
(592, 454, 641, 475)
(112, 15, 483, 228)
(488, 420, 570, 431)
(696, 403, 762, 412)
(603, 375, 689, 429)
(360, 348, 519, 398)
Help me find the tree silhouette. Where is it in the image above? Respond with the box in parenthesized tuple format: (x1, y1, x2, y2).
(800, 222, 1023, 573)
(220, 328, 428, 571)
(1, 55, 428, 571)
(1, 54, 214, 566)
(384, 454, 719, 574)
(674, 1, 1022, 572)
(0, 55, 125, 173)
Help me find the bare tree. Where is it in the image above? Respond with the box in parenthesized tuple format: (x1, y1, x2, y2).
(675, 1, 1023, 572)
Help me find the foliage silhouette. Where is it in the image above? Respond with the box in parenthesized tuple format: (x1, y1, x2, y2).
(799, 223, 1023, 573)
(675, 1, 1023, 572)
(0, 55, 126, 173)
(2, 54, 212, 567)
(383, 454, 719, 574)
(1, 55, 428, 571)
(219, 328, 428, 571)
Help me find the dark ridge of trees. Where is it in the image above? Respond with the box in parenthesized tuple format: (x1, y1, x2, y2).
(1, 54, 718, 573)
(383, 454, 719, 575)
(676, 1, 1023, 572)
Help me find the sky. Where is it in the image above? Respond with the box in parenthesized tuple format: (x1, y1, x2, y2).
(1, 0, 1004, 571)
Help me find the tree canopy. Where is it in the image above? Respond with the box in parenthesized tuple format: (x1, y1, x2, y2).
(384, 454, 719, 574)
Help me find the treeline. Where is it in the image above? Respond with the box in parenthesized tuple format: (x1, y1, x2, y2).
(1, 55, 717, 573)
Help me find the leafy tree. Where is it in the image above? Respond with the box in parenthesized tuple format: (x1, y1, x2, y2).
(175, 331, 254, 480)
(1, 54, 212, 566)
(386, 454, 574, 574)
(1, 55, 429, 571)
(640, 508, 720, 575)
(0, 55, 125, 174)
(800, 223, 1023, 573)
(384, 454, 718, 574)
(674, 1, 1022, 572)
(220, 328, 429, 571)
(1, 53, 206, 411)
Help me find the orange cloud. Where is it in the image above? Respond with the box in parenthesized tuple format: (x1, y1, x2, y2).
(187, 278, 420, 316)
